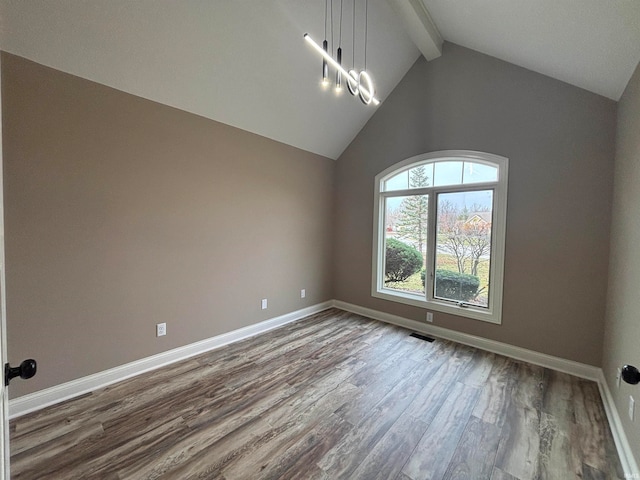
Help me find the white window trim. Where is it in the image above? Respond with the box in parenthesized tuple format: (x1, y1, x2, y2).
(371, 150, 509, 325)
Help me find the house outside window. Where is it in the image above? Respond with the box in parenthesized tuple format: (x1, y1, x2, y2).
(372, 150, 509, 324)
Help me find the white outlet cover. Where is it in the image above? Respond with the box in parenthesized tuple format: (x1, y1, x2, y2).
(617, 368, 622, 388)
(426, 312, 433, 323)
(301, 289, 306, 298)
(261, 299, 268, 310)
(156, 323, 167, 337)
(629, 396, 635, 422)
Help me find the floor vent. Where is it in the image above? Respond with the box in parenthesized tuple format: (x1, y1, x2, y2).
(410, 332, 435, 342)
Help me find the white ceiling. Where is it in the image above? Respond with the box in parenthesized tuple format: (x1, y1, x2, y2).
(1, 1, 639, 160)
(421, 0, 640, 101)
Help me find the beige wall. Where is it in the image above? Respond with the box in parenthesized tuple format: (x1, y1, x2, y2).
(333, 43, 616, 366)
(603, 60, 640, 465)
(0, 42, 623, 400)
(1, 52, 335, 398)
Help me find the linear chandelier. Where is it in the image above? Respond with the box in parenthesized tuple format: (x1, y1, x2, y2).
(304, 0, 380, 106)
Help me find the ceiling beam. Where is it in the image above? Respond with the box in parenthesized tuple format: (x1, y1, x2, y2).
(387, 0, 443, 61)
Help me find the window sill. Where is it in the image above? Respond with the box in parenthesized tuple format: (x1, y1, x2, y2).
(372, 288, 502, 325)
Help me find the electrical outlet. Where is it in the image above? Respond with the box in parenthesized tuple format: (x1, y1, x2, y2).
(617, 368, 622, 388)
(629, 396, 635, 422)
(156, 323, 167, 337)
(426, 312, 433, 323)
(261, 298, 268, 310)
(301, 289, 306, 299)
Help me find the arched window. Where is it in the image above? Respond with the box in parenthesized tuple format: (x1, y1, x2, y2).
(372, 150, 508, 324)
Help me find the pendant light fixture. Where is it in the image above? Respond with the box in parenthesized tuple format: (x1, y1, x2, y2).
(304, 0, 379, 106)
(322, 0, 329, 87)
(335, 0, 343, 92)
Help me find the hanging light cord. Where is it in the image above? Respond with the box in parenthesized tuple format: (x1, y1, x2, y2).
(364, 0, 368, 70)
(330, 0, 334, 54)
(338, 0, 343, 48)
(324, 0, 328, 40)
(352, 0, 356, 68)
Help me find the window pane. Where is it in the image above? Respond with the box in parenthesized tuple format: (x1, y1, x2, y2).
(434, 190, 493, 307)
(407, 163, 433, 188)
(384, 163, 433, 191)
(383, 195, 427, 296)
(463, 162, 498, 184)
(384, 171, 409, 191)
(434, 161, 463, 186)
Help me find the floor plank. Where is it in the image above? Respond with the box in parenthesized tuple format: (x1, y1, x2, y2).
(493, 404, 541, 479)
(537, 412, 581, 480)
(348, 414, 429, 480)
(401, 382, 481, 480)
(541, 370, 576, 426)
(511, 361, 546, 411)
(490, 467, 520, 480)
(9, 308, 624, 480)
(318, 357, 445, 478)
(442, 416, 502, 480)
(472, 356, 517, 429)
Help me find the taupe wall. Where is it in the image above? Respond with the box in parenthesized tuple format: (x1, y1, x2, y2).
(334, 43, 616, 366)
(1, 52, 335, 398)
(603, 60, 640, 465)
(0, 42, 622, 401)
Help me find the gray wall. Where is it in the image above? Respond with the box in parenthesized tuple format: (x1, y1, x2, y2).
(333, 42, 616, 366)
(603, 60, 640, 465)
(2, 52, 335, 398)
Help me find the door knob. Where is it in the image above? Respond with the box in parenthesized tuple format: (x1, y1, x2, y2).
(622, 365, 640, 385)
(4, 359, 37, 386)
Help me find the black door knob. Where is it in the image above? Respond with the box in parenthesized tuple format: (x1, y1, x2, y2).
(4, 359, 37, 386)
(621, 365, 640, 385)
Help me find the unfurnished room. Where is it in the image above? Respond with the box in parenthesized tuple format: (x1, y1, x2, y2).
(0, 1, 639, 479)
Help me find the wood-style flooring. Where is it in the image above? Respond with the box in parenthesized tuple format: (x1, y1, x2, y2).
(10, 308, 624, 479)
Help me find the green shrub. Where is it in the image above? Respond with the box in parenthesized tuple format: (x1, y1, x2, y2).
(384, 239, 423, 283)
(434, 269, 480, 302)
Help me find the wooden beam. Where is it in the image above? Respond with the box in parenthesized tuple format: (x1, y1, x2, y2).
(387, 0, 443, 61)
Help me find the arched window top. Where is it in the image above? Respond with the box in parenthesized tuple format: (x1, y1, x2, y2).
(372, 150, 508, 324)
(380, 151, 504, 192)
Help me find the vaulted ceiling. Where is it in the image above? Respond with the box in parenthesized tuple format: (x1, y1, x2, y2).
(1, 0, 639, 160)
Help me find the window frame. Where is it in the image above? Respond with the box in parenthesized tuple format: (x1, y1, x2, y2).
(372, 150, 509, 324)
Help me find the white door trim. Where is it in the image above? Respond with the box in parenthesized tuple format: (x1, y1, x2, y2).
(0, 52, 11, 480)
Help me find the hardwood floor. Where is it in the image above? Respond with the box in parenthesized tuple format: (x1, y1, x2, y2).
(10, 308, 624, 479)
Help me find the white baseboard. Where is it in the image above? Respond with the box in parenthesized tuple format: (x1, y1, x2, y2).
(596, 370, 640, 477)
(333, 300, 600, 380)
(332, 300, 639, 478)
(9, 301, 333, 419)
